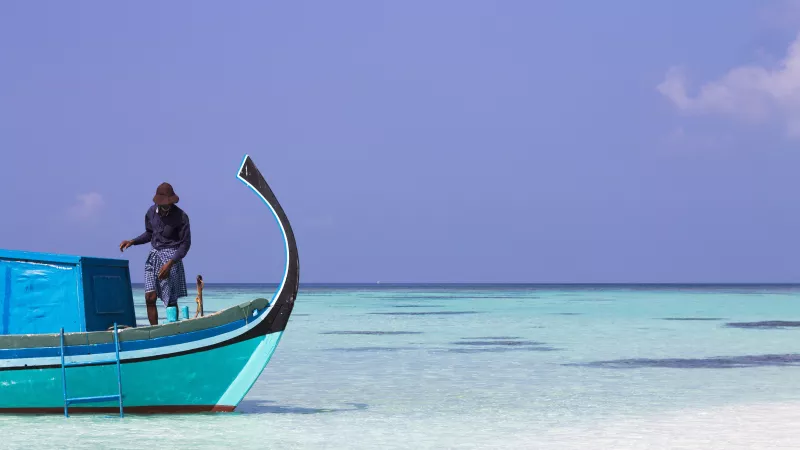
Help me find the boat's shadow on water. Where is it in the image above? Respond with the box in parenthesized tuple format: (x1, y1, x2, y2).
(235, 400, 368, 415)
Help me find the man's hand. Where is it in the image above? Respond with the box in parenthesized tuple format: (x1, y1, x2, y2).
(119, 240, 134, 252)
(158, 260, 175, 280)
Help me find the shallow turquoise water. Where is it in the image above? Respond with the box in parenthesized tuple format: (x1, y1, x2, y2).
(5, 284, 800, 449)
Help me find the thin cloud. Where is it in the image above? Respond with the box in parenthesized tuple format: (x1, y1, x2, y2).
(67, 192, 104, 223)
(658, 32, 800, 138)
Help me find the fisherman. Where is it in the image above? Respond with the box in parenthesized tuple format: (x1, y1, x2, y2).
(119, 182, 191, 325)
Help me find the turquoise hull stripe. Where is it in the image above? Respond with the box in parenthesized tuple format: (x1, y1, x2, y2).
(218, 328, 285, 406)
(0, 319, 245, 360)
(0, 332, 283, 410)
(0, 304, 271, 361)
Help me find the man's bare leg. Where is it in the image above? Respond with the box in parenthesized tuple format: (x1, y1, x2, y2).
(145, 291, 159, 325)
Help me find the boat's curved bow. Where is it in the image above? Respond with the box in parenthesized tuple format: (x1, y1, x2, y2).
(237, 154, 300, 335)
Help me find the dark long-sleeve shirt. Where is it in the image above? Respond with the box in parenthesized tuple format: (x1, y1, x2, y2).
(131, 205, 191, 262)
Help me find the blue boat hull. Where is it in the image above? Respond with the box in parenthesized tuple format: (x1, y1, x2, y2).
(0, 331, 282, 413)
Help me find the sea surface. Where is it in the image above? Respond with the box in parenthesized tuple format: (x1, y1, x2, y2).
(4, 284, 800, 449)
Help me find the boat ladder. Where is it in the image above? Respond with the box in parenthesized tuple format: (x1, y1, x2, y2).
(59, 323, 124, 418)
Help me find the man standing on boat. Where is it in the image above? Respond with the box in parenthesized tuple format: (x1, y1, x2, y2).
(119, 182, 191, 325)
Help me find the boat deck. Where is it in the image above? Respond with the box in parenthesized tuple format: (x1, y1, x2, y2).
(0, 297, 270, 350)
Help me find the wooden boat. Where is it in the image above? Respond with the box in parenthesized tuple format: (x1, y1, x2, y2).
(0, 155, 299, 414)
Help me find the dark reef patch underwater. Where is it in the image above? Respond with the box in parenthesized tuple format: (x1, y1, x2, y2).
(568, 354, 800, 369)
(724, 321, 800, 329)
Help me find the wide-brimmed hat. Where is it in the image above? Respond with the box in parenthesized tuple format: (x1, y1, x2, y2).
(153, 182, 179, 206)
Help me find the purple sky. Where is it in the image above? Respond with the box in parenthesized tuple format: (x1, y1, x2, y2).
(2, 1, 800, 283)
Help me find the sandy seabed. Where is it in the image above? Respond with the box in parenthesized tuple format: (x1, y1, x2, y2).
(526, 401, 800, 450)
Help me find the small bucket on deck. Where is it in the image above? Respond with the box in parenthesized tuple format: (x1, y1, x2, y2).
(181, 305, 190, 320)
(166, 306, 178, 323)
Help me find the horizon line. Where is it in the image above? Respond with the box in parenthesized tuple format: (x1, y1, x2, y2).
(128, 281, 800, 286)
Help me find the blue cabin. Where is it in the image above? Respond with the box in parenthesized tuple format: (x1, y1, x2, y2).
(0, 249, 137, 335)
